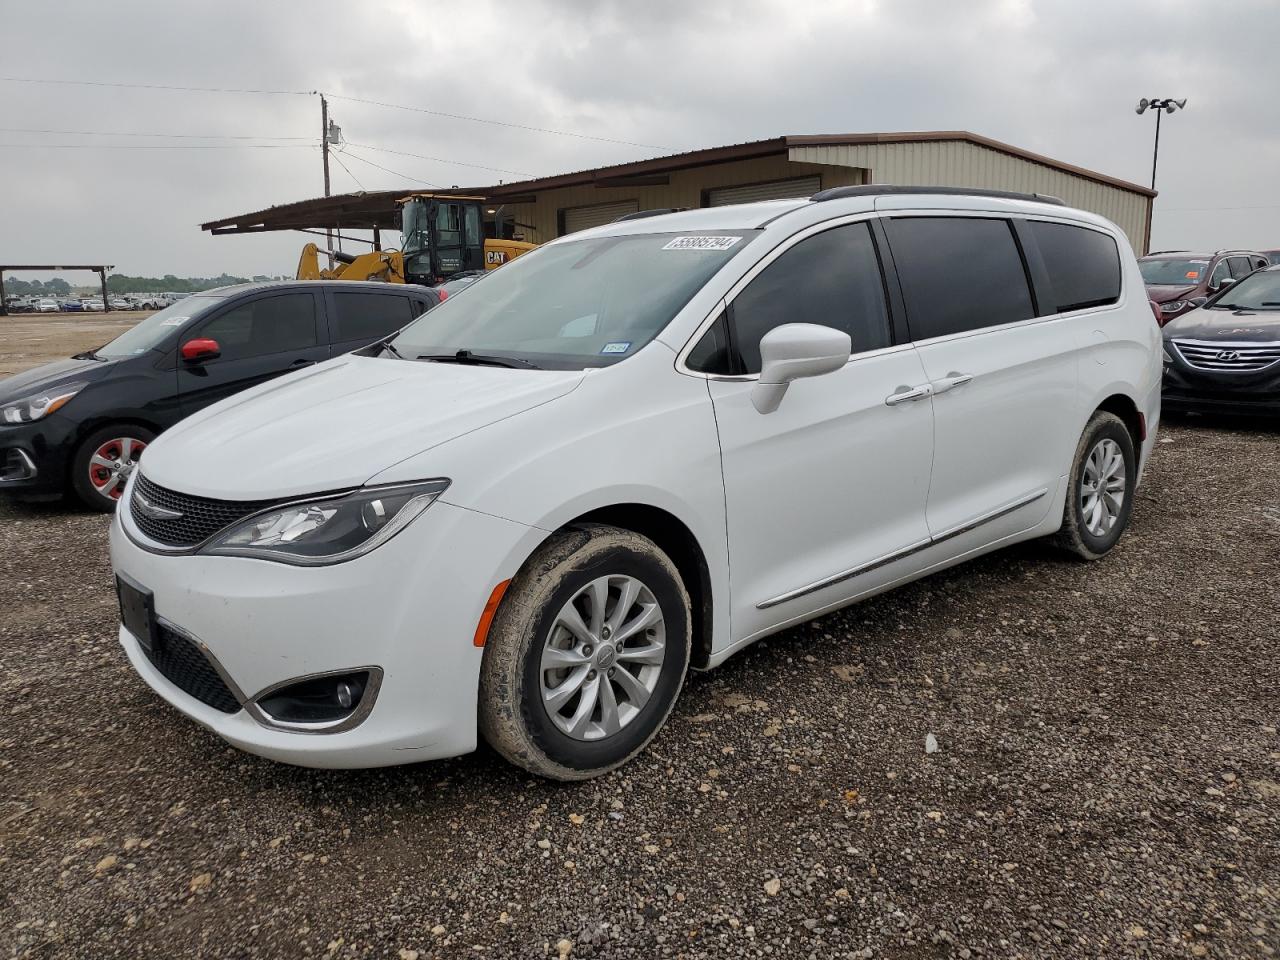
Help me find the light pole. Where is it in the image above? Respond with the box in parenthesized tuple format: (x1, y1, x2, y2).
(1135, 97, 1187, 191)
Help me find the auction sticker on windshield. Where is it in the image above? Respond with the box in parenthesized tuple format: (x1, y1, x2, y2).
(663, 236, 742, 251)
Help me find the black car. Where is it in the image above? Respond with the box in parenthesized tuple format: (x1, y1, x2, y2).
(0, 280, 439, 509)
(1162, 265, 1280, 416)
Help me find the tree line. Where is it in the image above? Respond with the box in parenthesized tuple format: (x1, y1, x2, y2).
(4, 273, 278, 297)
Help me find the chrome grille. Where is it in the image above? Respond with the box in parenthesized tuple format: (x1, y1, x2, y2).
(1172, 340, 1280, 372)
(130, 473, 280, 548)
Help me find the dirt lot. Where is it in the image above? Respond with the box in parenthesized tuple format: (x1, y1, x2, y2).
(1, 322, 1278, 959)
(0, 312, 155, 377)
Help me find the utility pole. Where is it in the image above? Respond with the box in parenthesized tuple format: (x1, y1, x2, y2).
(321, 94, 333, 270)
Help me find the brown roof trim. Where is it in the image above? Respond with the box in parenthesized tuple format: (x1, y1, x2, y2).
(784, 131, 1157, 197)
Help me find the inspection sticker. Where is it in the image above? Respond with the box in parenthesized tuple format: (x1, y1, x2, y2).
(601, 341, 632, 354)
(663, 235, 742, 251)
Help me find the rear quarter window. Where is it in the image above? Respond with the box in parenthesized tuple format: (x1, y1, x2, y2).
(331, 292, 415, 345)
(1028, 221, 1121, 313)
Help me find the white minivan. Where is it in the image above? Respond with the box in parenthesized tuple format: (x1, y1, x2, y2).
(110, 187, 1161, 779)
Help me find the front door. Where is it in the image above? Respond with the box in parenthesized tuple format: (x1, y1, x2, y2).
(178, 291, 330, 416)
(700, 220, 935, 641)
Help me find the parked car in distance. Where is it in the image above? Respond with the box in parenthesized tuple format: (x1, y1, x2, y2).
(1162, 263, 1280, 416)
(0, 280, 440, 509)
(1261, 249, 1280, 266)
(1139, 249, 1269, 324)
(36, 298, 60, 313)
(109, 187, 1161, 780)
(59, 300, 84, 312)
(80, 298, 105, 312)
(108, 297, 133, 310)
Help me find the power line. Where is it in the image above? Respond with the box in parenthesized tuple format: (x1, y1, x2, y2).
(0, 75, 311, 96)
(1160, 204, 1280, 213)
(0, 142, 316, 150)
(344, 141, 534, 177)
(0, 125, 314, 141)
(328, 149, 366, 191)
(326, 93, 668, 149)
(338, 147, 442, 188)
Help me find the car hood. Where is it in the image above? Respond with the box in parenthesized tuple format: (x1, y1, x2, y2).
(0, 355, 115, 404)
(1162, 307, 1280, 342)
(1145, 283, 1199, 303)
(139, 355, 586, 499)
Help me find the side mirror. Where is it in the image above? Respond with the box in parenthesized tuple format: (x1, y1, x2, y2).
(180, 338, 221, 363)
(1214, 276, 1236, 292)
(750, 323, 852, 414)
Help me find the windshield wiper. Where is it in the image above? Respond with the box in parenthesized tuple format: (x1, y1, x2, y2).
(380, 339, 406, 360)
(417, 349, 539, 369)
(73, 349, 106, 361)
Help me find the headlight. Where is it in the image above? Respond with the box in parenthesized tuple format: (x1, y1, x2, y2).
(1159, 300, 1187, 314)
(1, 381, 87, 424)
(200, 479, 449, 565)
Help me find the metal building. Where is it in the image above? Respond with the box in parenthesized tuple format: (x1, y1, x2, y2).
(485, 132, 1155, 252)
(203, 131, 1156, 254)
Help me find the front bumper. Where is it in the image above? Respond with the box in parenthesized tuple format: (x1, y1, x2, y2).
(1162, 355, 1280, 417)
(110, 492, 544, 768)
(0, 415, 76, 497)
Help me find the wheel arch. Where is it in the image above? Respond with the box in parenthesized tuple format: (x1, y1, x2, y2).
(1093, 392, 1145, 464)
(541, 503, 716, 670)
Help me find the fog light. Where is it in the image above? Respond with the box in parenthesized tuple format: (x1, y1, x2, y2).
(255, 670, 373, 725)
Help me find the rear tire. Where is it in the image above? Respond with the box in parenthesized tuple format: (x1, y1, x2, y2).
(1054, 411, 1136, 560)
(479, 524, 691, 781)
(69, 424, 154, 512)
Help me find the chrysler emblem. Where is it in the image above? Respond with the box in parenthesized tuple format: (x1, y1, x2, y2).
(1215, 350, 1241, 362)
(134, 491, 183, 521)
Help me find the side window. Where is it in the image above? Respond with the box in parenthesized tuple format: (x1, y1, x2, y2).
(331, 292, 414, 344)
(1207, 259, 1232, 290)
(884, 217, 1035, 340)
(1229, 256, 1254, 279)
(1028, 220, 1121, 313)
(685, 312, 732, 374)
(725, 222, 891, 375)
(197, 293, 318, 362)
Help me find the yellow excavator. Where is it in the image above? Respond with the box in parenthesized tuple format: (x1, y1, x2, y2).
(296, 193, 536, 286)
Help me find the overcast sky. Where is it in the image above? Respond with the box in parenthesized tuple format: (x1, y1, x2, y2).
(3, 0, 1279, 283)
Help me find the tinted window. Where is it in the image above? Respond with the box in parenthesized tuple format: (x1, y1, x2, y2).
(1029, 221, 1121, 313)
(726, 222, 890, 374)
(886, 217, 1034, 340)
(198, 293, 318, 362)
(332, 292, 414, 344)
(685, 312, 732, 374)
(1139, 258, 1209, 284)
(1229, 256, 1254, 279)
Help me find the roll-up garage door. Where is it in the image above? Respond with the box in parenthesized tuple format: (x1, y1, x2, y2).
(561, 200, 640, 234)
(706, 176, 822, 207)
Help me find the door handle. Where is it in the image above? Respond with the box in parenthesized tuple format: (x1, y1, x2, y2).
(931, 372, 974, 395)
(884, 383, 933, 406)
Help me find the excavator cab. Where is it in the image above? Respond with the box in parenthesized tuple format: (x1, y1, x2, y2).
(396, 195, 486, 285)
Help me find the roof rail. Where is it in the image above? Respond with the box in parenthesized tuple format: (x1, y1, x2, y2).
(613, 208, 687, 223)
(1145, 250, 1190, 255)
(810, 184, 1065, 206)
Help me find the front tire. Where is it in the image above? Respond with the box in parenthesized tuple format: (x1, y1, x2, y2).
(479, 524, 691, 781)
(69, 424, 154, 512)
(1054, 411, 1136, 560)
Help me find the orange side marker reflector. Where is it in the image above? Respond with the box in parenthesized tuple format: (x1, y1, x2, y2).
(473, 579, 512, 647)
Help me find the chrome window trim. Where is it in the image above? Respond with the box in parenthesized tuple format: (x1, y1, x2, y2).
(757, 487, 1048, 609)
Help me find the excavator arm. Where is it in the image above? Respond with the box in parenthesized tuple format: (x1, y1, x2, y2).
(296, 243, 407, 283)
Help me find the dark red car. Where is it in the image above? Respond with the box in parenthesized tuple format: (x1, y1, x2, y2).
(1139, 249, 1269, 324)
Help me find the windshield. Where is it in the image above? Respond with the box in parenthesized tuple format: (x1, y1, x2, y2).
(1139, 258, 1209, 285)
(400, 199, 429, 258)
(96, 295, 225, 358)
(1207, 269, 1280, 310)
(388, 231, 755, 369)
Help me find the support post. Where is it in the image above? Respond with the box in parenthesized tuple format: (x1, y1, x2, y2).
(0, 268, 6, 316)
(99, 268, 111, 313)
(321, 95, 334, 271)
(1151, 108, 1162, 191)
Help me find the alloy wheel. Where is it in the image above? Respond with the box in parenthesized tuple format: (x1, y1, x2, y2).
(539, 574, 667, 741)
(1080, 437, 1126, 538)
(89, 437, 146, 502)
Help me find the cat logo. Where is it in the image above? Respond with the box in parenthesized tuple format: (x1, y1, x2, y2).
(486, 251, 508, 265)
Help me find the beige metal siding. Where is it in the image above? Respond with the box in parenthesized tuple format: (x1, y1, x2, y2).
(562, 200, 640, 234)
(707, 175, 823, 206)
(789, 142, 1150, 254)
(502, 155, 866, 243)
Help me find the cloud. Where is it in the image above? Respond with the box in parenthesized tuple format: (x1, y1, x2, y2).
(2, 0, 1277, 279)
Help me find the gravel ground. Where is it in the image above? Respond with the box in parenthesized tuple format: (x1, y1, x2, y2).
(2, 415, 1278, 959)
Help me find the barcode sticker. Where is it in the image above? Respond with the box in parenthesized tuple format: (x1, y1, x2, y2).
(662, 236, 742, 251)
